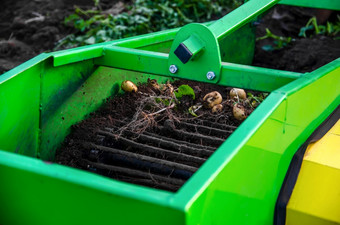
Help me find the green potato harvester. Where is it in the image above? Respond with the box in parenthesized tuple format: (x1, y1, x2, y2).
(0, 0, 339, 224)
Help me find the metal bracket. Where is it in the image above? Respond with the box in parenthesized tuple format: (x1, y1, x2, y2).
(168, 23, 222, 83)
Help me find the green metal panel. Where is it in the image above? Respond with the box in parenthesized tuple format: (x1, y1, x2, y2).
(41, 59, 95, 125)
(0, 150, 185, 225)
(0, 54, 49, 157)
(137, 40, 173, 53)
(94, 46, 169, 77)
(220, 62, 302, 92)
(219, 23, 256, 65)
(93, 46, 301, 92)
(40, 59, 96, 160)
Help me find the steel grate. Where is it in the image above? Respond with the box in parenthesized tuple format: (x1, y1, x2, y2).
(74, 119, 236, 192)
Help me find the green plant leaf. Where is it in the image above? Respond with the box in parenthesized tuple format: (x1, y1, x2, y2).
(257, 28, 292, 50)
(299, 16, 340, 38)
(299, 25, 314, 37)
(174, 85, 195, 100)
(84, 36, 96, 45)
(56, 0, 244, 50)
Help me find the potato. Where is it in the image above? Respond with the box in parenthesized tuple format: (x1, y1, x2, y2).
(230, 88, 246, 100)
(203, 91, 222, 108)
(149, 79, 160, 90)
(162, 83, 174, 95)
(121, 80, 138, 93)
(212, 104, 223, 114)
(233, 104, 247, 121)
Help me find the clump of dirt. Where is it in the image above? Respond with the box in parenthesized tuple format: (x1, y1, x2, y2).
(56, 80, 263, 191)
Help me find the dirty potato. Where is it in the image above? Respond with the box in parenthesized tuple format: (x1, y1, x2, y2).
(230, 88, 246, 100)
(148, 79, 160, 90)
(233, 104, 247, 121)
(203, 91, 222, 108)
(121, 80, 138, 93)
(212, 104, 223, 114)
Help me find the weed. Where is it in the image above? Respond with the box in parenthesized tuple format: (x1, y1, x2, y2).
(256, 28, 293, 51)
(247, 92, 268, 108)
(55, 0, 243, 49)
(299, 16, 340, 38)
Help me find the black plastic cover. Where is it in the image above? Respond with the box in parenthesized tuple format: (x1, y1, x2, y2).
(174, 43, 192, 64)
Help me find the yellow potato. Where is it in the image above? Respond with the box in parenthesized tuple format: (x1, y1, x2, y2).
(212, 104, 223, 114)
(121, 80, 138, 93)
(149, 79, 160, 90)
(230, 88, 246, 100)
(233, 104, 247, 121)
(203, 91, 222, 108)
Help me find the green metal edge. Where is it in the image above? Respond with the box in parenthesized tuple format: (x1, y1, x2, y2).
(220, 62, 302, 92)
(0, 54, 50, 157)
(52, 26, 181, 67)
(0, 150, 185, 225)
(93, 46, 301, 92)
(209, 0, 280, 40)
(0, 53, 50, 84)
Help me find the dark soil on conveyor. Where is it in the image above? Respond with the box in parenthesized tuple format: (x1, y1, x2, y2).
(55, 79, 260, 192)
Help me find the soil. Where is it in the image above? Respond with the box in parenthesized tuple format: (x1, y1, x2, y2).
(55, 79, 258, 191)
(0, 0, 125, 74)
(254, 35, 340, 72)
(253, 5, 340, 72)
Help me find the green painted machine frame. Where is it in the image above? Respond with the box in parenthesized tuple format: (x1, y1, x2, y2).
(0, 0, 339, 224)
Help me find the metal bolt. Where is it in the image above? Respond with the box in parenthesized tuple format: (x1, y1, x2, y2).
(206, 71, 216, 80)
(169, 65, 178, 74)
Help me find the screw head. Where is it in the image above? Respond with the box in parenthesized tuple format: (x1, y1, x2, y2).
(169, 65, 178, 74)
(206, 71, 216, 80)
